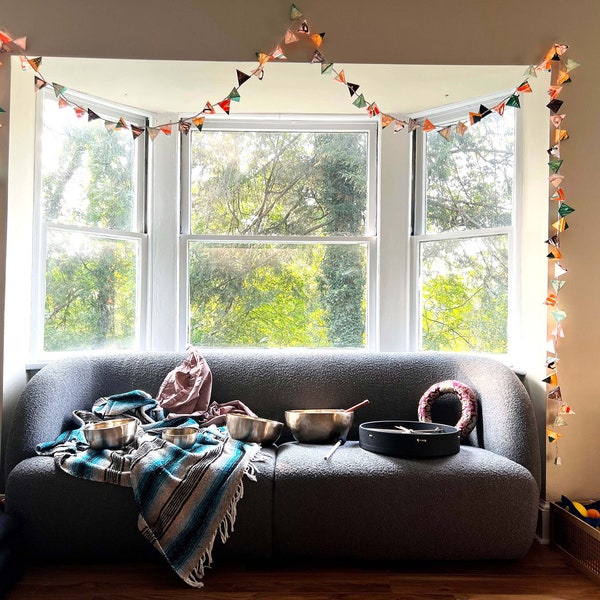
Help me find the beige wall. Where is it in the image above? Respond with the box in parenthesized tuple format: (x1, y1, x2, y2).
(1, 0, 598, 499)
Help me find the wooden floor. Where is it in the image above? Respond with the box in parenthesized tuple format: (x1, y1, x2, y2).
(7, 542, 600, 600)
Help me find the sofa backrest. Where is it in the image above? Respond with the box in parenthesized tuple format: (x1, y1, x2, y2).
(4, 350, 541, 489)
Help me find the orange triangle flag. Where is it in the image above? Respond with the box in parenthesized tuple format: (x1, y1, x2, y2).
(160, 124, 172, 135)
(381, 114, 394, 129)
(256, 52, 271, 66)
(217, 98, 231, 114)
(517, 81, 533, 93)
(334, 70, 346, 84)
(311, 33, 325, 47)
(57, 97, 70, 109)
(493, 102, 506, 116)
(422, 119, 436, 132)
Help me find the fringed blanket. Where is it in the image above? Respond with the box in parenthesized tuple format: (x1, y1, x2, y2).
(36, 391, 259, 588)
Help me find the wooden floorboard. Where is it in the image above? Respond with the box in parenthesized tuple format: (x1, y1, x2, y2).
(7, 542, 600, 599)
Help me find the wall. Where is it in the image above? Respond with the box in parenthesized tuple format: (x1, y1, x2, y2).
(1, 0, 598, 500)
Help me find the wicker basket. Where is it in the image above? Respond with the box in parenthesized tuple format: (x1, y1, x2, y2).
(551, 501, 600, 584)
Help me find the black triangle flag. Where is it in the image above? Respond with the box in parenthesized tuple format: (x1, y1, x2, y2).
(87, 109, 101, 122)
(236, 69, 251, 87)
(479, 104, 492, 118)
(547, 99, 564, 114)
(347, 82, 360, 97)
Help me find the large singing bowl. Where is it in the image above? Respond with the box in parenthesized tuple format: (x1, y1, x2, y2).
(285, 409, 354, 444)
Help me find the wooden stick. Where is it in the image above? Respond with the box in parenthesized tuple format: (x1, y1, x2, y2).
(323, 439, 343, 460)
(344, 399, 370, 413)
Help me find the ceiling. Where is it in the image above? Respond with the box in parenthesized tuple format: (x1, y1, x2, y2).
(38, 57, 528, 119)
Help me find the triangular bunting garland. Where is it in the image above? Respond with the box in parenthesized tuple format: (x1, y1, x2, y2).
(131, 124, 145, 139)
(192, 116, 205, 131)
(346, 83, 360, 97)
(236, 70, 251, 87)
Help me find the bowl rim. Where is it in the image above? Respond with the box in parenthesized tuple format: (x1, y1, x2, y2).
(83, 417, 137, 431)
(162, 426, 199, 437)
(226, 414, 283, 426)
(285, 409, 351, 415)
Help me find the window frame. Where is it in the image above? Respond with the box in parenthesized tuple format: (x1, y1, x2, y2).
(409, 96, 521, 355)
(179, 115, 380, 350)
(30, 88, 150, 359)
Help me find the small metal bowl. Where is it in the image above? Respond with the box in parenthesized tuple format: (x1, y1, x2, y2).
(285, 409, 354, 444)
(226, 414, 283, 445)
(161, 426, 199, 449)
(83, 417, 138, 450)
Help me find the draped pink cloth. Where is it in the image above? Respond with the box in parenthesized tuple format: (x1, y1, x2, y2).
(156, 346, 256, 426)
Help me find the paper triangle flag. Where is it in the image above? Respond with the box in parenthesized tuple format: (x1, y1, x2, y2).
(455, 121, 468, 136)
(493, 102, 505, 116)
(115, 117, 128, 130)
(547, 387, 562, 401)
(394, 120, 407, 132)
(57, 97, 70, 109)
(236, 69, 251, 87)
(19, 56, 29, 72)
(544, 293, 558, 306)
(523, 65, 536, 78)
(506, 94, 521, 108)
(559, 402, 575, 415)
(311, 50, 325, 64)
(298, 20, 309, 34)
(438, 126, 452, 141)
(367, 102, 380, 117)
(271, 45, 287, 60)
(52, 82, 66, 97)
(552, 279, 566, 294)
(558, 202, 575, 217)
(546, 338, 556, 355)
(311, 33, 325, 47)
(73, 106, 86, 118)
(551, 323, 565, 338)
(228, 87, 241, 102)
(217, 98, 231, 114)
(549, 174, 564, 188)
(548, 159, 563, 173)
(517, 81, 533, 93)
(160, 123, 172, 135)
(321, 63, 334, 75)
(552, 309, 567, 323)
(565, 59, 580, 72)
(347, 83, 360, 97)
(12, 36, 26, 50)
(352, 94, 367, 109)
(381, 114, 394, 129)
(27, 57, 42, 71)
(34, 76, 47, 91)
(290, 3, 302, 20)
(131, 124, 145, 139)
(550, 114, 566, 128)
(479, 104, 492, 117)
(0, 31, 12, 44)
(178, 120, 191, 135)
(548, 145, 560, 158)
(334, 70, 347, 84)
(256, 52, 271, 66)
(554, 263, 568, 278)
(104, 121, 117, 132)
(554, 129, 569, 143)
(421, 119, 436, 132)
(407, 118, 420, 133)
(469, 111, 482, 125)
(547, 429, 561, 443)
(547, 99, 564, 113)
(543, 373, 558, 386)
(548, 86, 563, 99)
(203, 101, 216, 114)
(550, 188, 565, 202)
(554, 43, 569, 56)
(251, 67, 265, 80)
(284, 29, 299, 44)
(557, 71, 571, 85)
(546, 234, 560, 247)
(546, 356, 559, 369)
(547, 248, 562, 260)
(148, 127, 161, 141)
(192, 116, 205, 131)
(87, 109, 101, 122)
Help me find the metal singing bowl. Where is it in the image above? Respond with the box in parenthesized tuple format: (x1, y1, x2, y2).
(226, 414, 283, 445)
(83, 417, 138, 450)
(285, 409, 354, 444)
(161, 426, 199, 449)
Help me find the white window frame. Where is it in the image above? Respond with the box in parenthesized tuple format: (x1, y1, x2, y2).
(179, 115, 379, 350)
(409, 94, 520, 355)
(30, 89, 150, 360)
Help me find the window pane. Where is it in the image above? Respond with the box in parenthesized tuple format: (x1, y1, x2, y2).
(190, 131, 368, 236)
(425, 110, 515, 233)
(40, 96, 138, 231)
(188, 242, 367, 348)
(420, 235, 508, 353)
(44, 229, 138, 352)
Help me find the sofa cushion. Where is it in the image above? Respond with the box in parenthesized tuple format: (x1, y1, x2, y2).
(6, 449, 276, 562)
(273, 442, 538, 560)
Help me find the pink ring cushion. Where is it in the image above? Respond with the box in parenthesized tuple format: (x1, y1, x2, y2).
(418, 379, 478, 438)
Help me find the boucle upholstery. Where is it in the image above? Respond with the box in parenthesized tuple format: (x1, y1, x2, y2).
(4, 350, 540, 562)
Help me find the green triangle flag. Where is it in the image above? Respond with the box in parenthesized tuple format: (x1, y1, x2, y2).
(548, 160, 563, 173)
(290, 3, 302, 19)
(228, 87, 241, 102)
(352, 93, 367, 109)
(321, 62, 333, 75)
(558, 203, 575, 217)
(506, 94, 520, 108)
(52, 82, 67, 97)
(0, 107, 4, 113)
(552, 279, 566, 294)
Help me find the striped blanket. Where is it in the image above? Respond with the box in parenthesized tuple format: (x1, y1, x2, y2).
(36, 391, 259, 587)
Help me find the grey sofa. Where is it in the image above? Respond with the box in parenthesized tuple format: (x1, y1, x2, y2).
(4, 350, 541, 564)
